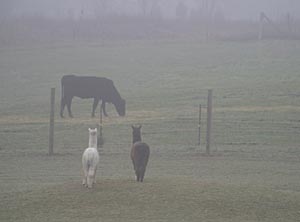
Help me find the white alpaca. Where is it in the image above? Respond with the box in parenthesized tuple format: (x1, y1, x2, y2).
(82, 128, 99, 188)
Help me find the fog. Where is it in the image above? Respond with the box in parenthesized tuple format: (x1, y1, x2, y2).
(2, 0, 300, 20)
(1, 1, 300, 220)
(1, 0, 300, 45)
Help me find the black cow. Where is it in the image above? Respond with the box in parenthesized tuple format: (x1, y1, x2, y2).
(60, 75, 125, 118)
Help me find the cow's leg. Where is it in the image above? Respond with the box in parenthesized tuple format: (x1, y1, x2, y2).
(67, 96, 74, 118)
(102, 101, 108, 117)
(60, 97, 66, 118)
(92, 98, 99, 118)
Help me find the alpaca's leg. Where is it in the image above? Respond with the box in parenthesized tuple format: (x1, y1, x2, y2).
(136, 170, 140, 182)
(82, 156, 89, 187)
(93, 167, 97, 184)
(87, 175, 93, 188)
(140, 169, 145, 182)
(82, 178, 87, 186)
(131, 159, 136, 181)
(87, 167, 95, 188)
(82, 167, 88, 187)
(87, 173, 92, 188)
(87, 170, 94, 188)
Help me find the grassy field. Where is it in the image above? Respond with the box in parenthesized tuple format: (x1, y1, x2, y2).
(0, 38, 300, 221)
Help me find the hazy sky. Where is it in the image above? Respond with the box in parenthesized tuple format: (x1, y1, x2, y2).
(6, 0, 300, 20)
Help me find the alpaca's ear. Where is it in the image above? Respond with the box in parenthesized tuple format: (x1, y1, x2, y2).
(138, 125, 142, 129)
(131, 125, 135, 129)
(88, 128, 91, 131)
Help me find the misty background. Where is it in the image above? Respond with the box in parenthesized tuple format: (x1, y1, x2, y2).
(1, 0, 300, 20)
(1, 0, 300, 45)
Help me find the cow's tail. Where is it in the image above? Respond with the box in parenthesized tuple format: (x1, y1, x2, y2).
(61, 75, 65, 102)
(60, 76, 66, 117)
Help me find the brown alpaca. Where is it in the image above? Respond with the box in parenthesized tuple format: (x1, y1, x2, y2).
(131, 125, 150, 182)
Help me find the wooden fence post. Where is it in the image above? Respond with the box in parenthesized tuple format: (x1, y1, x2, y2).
(98, 103, 104, 148)
(259, 12, 264, 40)
(49, 88, 55, 155)
(198, 104, 202, 146)
(206, 89, 213, 155)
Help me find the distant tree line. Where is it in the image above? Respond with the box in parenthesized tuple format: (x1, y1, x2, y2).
(0, 0, 14, 18)
(1, 0, 300, 22)
(0, 0, 221, 21)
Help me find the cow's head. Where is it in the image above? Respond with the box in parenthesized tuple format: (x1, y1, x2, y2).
(115, 98, 126, 116)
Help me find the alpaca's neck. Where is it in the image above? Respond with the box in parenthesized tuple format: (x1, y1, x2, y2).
(133, 135, 141, 144)
(89, 135, 97, 148)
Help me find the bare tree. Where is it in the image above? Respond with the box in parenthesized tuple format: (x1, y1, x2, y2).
(100, 0, 108, 13)
(137, 0, 148, 16)
(192, 0, 216, 19)
(0, 0, 15, 18)
(150, 0, 162, 19)
(93, 0, 111, 17)
(176, 1, 188, 20)
(193, 0, 217, 40)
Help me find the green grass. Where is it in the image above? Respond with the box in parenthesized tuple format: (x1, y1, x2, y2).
(0, 38, 300, 221)
(1, 178, 300, 222)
